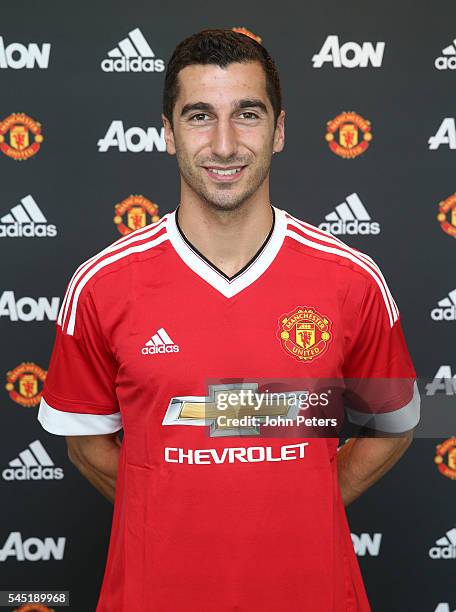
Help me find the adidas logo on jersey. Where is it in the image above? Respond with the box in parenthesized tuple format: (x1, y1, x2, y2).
(431, 289, 456, 320)
(2, 440, 64, 481)
(0, 195, 57, 238)
(142, 328, 180, 355)
(312, 35, 385, 68)
(97, 121, 166, 153)
(101, 28, 165, 73)
(0, 35, 50, 69)
(429, 527, 456, 559)
(435, 39, 456, 70)
(318, 193, 380, 235)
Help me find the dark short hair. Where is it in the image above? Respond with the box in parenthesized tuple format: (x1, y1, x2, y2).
(163, 29, 282, 128)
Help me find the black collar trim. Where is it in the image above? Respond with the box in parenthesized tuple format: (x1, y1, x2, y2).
(174, 206, 276, 281)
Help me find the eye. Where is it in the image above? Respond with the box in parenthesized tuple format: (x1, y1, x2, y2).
(189, 113, 210, 122)
(239, 111, 259, 120)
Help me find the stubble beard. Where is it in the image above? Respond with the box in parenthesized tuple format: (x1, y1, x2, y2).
(176, 147, 273, 213)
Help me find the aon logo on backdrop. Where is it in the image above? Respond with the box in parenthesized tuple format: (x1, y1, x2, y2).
(428, 118, 456, 149)
(312, 35, 385, 68)
(98, 121, 166, 153)
(425, 366, 456, 395)
(0, 532, 65, 561)
(351, 532, 382, 556)
(0, 291, 60, 321)
(0, 36, 50, 69)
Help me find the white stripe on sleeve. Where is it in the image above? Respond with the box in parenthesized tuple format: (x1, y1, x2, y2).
(345, 380, 420, 433)
(38, 397, 122, 436)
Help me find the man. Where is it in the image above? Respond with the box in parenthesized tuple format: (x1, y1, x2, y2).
(38, 29, 420, 611)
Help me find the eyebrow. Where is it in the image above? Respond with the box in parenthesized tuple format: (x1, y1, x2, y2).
(180, 98, 268, 117)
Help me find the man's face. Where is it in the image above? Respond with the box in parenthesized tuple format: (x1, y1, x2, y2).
(163, 61, 285, 211)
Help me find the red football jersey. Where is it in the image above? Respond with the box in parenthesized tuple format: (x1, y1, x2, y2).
(38, 206, 420, 611)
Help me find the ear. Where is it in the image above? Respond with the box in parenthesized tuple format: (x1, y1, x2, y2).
(272, 110, 285, 154)
(162, 113, 176, 155)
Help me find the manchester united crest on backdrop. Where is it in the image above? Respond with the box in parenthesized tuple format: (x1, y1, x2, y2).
(437, 193, 456, 238)
(113, 195, 160, 235)
(435, 437, 456, 480)
(0, 113, 43, 160)
(231, 27, 262, 44)
(5, 362, 47, 407)
(325, 111, 372, 158)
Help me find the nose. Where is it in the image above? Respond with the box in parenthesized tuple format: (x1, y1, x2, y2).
(210, 116, 238, 160)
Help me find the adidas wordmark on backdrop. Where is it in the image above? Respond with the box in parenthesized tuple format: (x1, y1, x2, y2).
(319, 192, 380, 235)
(38, 206, 420, 611)
(431, 289, 456, 320)
(0, 195, 57, 238)
(101, 28, 164, 73)
(429, 527, 456, 559)
(2, 440, 63, 481)
(435, 39, 456, 70)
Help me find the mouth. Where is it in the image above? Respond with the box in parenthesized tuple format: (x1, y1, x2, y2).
(202, 165, 247, 183)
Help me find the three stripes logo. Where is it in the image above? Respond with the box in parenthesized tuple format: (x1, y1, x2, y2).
(431, 289, 456, 321)
(2, 440, 64, 481)
(318, 192, 380, 235)
(142, 327, 180, 355)
(429, 527, 456, 559)
(101, 28, 165, 73)
(435, 38, 456, 70)
(0, 194, 57, 238)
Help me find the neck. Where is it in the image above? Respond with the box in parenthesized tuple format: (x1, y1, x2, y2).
(176, 196, 274, 279)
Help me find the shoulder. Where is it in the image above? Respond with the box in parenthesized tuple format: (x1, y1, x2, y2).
(58, 215, 170, 335)
(280, 208, 399, 327)
(282, 208, 385, 282)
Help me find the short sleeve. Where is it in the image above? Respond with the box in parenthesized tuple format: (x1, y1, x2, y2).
(342, 277, 420, 433)
(37, 288, 122, 436)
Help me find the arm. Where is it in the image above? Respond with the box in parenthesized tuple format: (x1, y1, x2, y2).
(66, 432, 122, 504)
(336, 430, 413, 507)
(339, 271, 420, 506)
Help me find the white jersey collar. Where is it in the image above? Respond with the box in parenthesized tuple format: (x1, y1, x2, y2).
(167, 206, 287, 298)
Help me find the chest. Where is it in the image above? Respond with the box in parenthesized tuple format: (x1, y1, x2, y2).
(113, 272, 349, 395)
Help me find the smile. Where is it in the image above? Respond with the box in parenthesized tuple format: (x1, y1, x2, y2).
(203, 166, 246, 182)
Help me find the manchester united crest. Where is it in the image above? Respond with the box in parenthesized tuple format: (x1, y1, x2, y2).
(5, 362, 47, 407)
(278, 307, 332, 362)
(14, 606, 54, 612)
(232, 27, 262, 44)
(0, 113, 44, 160)
(325, 111, 372, 159)
(434, 437, 456, 480)
(113, 195, 160, 235)
(437, 193, 456, 238)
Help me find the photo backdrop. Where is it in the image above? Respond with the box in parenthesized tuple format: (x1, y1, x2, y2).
(0, 1, 455, 611)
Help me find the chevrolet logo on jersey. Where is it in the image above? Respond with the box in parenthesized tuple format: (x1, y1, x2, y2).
(162, 383, 305, 437)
